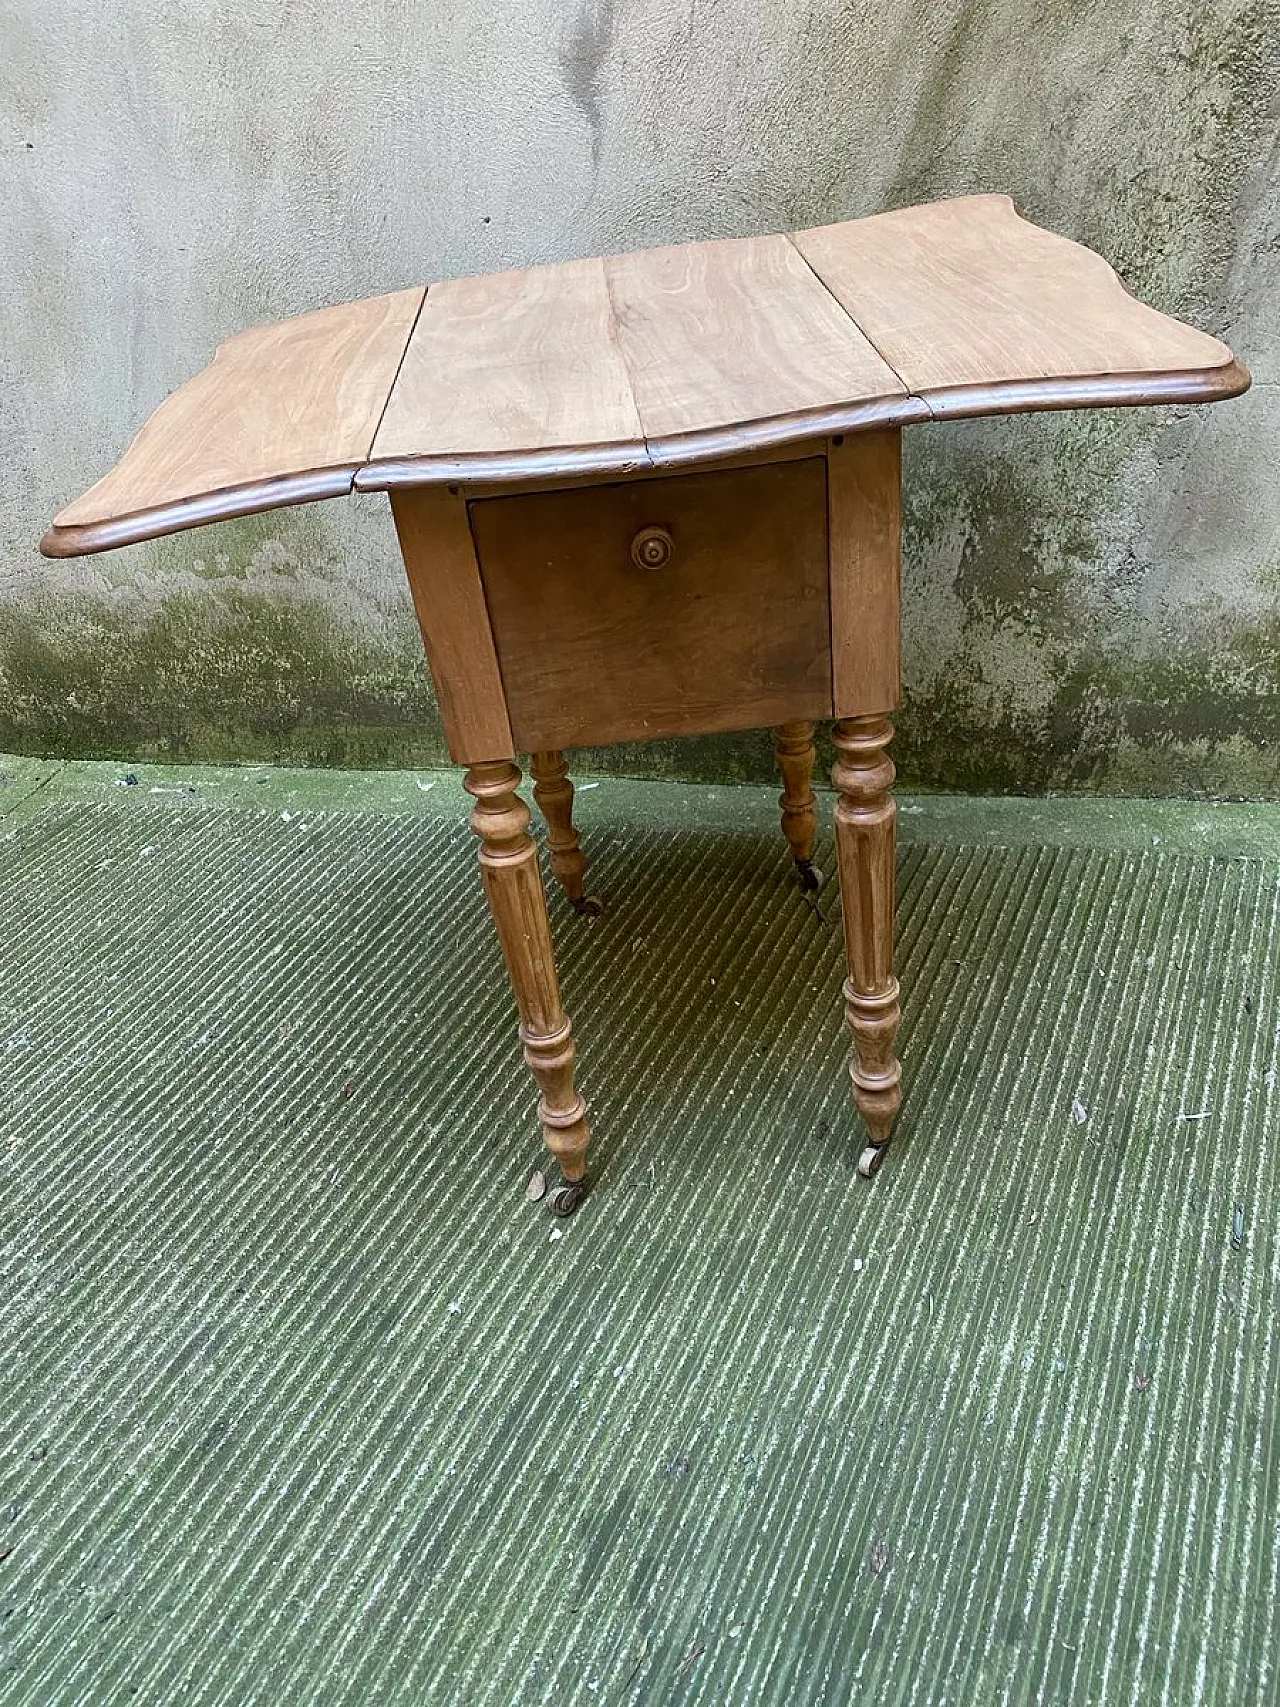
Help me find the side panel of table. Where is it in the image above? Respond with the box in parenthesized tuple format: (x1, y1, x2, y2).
(828, 429, 900, 717)
(390, 486, 515, 763)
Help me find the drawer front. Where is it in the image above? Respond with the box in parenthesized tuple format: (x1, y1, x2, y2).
(469, 458, 832, 750)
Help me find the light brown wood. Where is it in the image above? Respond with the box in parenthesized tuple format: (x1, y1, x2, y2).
(793, 195, 1244, 417)
(827, 430, 901, 715)
(603, 233, 906, 454)
(43, 290, 424, 555)
(448, 435, 825, 503)
(389, 487, 514, 764)
(469, 458, 833, 750)
(32, 195, 1257, 1206)
(369, 258, 647, 482)
(45, 196, 1249, 556)
(773, 723, 819, 878)
(465, 761, 591, 1187)
(831, 716, 902, 1176)
(530, 750, 592, 909)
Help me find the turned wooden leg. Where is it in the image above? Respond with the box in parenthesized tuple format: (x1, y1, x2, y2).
(530, 749, 603, 917)
(773, 721, 822, 892)
(465, 760, 592, 1213)
(831, 716, 902, 1178)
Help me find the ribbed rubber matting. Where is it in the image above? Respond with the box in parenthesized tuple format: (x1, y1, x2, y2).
(1, 773, 1275, 1704)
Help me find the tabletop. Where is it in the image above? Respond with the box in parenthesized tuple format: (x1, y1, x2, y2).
(42, 194, 1248, 558)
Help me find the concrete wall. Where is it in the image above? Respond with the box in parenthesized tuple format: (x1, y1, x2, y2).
(4, 0, 1278, 792)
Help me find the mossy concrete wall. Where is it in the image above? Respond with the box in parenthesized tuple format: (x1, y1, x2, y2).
(4, 1, 1278, 793)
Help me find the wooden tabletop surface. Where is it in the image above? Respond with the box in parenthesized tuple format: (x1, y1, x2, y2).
(43, 194, 1248, 557)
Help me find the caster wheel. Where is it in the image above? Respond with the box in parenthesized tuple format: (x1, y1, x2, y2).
(797, 861, 825, 894)
(857, 1145, 885, 1180)
(572, 895, 605, 918)
(548, 1178, 590, 1217)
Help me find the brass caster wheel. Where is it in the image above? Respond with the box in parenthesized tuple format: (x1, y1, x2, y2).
(857, 1144, 886, 1180)
(796, 860, 824, 894)
(572, 895, 605, 918)
(548, 1178, 590, 1217)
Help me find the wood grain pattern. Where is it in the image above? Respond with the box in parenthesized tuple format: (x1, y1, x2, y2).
(793, 196, 1245, 414)
(831, 716, 902, 1175)
(827, 430, 901, 716)
(43, 290, 424, 555)
(603, 233, 906, 454)
(389, 486, 514, 764)
(43, 196, 1249, 556)
(470, 458, 833, 751)
(369, 258, 646, 480)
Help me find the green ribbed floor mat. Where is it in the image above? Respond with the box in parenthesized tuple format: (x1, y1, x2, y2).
(0, 764, 1275, 1705)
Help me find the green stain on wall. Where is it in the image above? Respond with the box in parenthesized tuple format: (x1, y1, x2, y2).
(7, 417, 1279, 794)
(7, 402, 1277, 794)
(895, 583, 1280, 799)
(887, 406, 1280, 798)
(8, 564, 1279, 797)
(0, 583, 446, 769)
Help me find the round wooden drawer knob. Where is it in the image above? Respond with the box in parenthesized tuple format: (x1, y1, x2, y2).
(630, 525, 674, 570)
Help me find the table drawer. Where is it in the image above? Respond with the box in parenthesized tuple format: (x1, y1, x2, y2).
(468, 457, 833, 750)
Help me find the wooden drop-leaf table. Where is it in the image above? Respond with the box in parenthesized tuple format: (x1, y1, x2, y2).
(43, 195, 1249, 1213)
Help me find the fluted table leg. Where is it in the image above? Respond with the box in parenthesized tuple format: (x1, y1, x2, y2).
(831, 716, 902, 1177)
(465, 759, 592, 1215)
